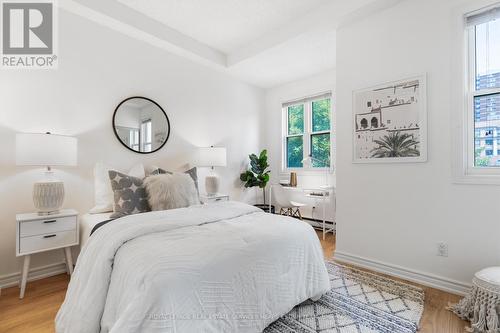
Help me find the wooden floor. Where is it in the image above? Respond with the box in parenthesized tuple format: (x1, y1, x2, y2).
(0, 230, 468, 333)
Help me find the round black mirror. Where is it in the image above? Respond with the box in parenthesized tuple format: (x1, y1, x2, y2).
(112, 97, 170, 154)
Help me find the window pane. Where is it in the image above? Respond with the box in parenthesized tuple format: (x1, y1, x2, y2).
(287, 136, 303, 168)
(146, 121, 152, 142)
(129, 131, 134, 145)
(475, 20, 500, 90)
(287, 105, 304, 135)
(474, 93, 500, 167)
(311, 133, 331, 168)
(312, 98, 331, 132)
(134, 130, 139, 144)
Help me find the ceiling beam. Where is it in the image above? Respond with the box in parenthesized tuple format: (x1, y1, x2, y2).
(60, 0, 227, 68)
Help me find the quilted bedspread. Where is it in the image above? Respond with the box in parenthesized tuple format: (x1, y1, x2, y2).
(56, 201, 330, 333)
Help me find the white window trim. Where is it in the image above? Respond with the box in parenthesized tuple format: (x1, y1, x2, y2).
(281, 95, 333, 173)
(452, 0, 500, 185)
(141, 118, 152, 152)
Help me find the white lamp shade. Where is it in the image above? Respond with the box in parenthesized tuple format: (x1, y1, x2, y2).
(16, 133, 77, 166)
(197, 147, 227, 167)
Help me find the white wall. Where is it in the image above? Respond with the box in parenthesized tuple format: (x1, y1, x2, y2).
(114, 105, 140, 129)
(335, 0, 500, 290)
(0, 9, 263, 283)
(263, 69, 336, 221)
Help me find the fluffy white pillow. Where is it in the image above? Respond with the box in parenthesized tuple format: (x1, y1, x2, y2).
(143, 173, 200, 211)
(89, 162, 145, 214)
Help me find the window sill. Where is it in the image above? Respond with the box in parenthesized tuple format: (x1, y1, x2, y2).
(453, 173, 500, 186)
(280, 168, 334, 176)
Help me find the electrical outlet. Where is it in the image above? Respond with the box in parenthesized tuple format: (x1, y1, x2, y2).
(437, 242, 448, 257)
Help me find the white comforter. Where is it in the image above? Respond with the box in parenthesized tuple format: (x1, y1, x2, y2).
(56, 202, 330, 333)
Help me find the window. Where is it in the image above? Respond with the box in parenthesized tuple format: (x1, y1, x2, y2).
(129, 128, 139, 151)
(283, 93, 332, 170)
(141, 119, 152, 152)
(466, 6, 500, 170)
(286, 104, 304, 168)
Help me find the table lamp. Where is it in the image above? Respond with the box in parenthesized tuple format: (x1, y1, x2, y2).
(16, 132, 77, 215)
(197, 146, 227, 196)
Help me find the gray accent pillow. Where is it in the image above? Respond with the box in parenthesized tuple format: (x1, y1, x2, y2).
(152, 167, 199, 191)
(151, 168, 171, 175)
(108, 170, 150, 218)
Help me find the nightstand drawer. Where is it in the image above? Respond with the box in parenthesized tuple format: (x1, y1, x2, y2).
(20, 216, 76, 237)
(19, 230, 77, 254)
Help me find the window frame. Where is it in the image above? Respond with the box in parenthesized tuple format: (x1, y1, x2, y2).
(141, 118, 152, 152)
(130, 128, 140, 151)
(452, 1, 500, 185)
(284, 102, 305, 169)
(465, 13, 500, 176)
(282, 96, 333, 172)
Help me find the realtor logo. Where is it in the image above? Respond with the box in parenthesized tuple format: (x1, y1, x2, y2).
(1, 0, 58, 68)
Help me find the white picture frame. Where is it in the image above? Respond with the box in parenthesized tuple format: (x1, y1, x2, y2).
(352, 74, 427, 163)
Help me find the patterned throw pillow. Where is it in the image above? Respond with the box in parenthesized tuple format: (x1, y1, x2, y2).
(108, 170, 150, 218)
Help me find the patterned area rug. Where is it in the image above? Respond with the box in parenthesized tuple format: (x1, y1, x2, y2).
(265, 261, 424, 333)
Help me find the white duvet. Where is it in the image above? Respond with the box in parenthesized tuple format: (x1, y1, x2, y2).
(56, 201, 330, 333)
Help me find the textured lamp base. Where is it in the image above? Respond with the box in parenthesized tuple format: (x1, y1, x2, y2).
(33, 180, 65, 215)
(205, 175, 220, 196)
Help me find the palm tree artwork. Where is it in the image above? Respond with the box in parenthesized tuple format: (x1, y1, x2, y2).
(370, 131, 420, 158)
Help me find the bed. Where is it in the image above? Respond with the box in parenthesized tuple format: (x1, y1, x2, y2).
(56, 201, 330, 333)
(79, 212, 112, 247)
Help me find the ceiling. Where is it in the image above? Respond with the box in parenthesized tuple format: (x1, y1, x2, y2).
(63, 0, 401, 88)
(116, 0, 330, 54)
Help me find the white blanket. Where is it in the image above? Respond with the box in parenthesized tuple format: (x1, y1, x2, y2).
(56, 202, 330, 333)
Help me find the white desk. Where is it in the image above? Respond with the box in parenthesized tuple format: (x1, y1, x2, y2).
(269, 185, 335, 240)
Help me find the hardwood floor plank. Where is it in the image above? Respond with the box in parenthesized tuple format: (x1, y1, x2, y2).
(0, 231, 468, 333)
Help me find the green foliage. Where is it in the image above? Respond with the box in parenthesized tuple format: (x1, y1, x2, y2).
(286, 98, 332, 168)
(287, 105, 304, 135)
(312, 99, 331, 132)
(475, 147, 490, 167)
(370, 131, 420, 158)
(287, 137, 303, 168)
(311, 133, 331, 167)
(240, 150, 270, 204)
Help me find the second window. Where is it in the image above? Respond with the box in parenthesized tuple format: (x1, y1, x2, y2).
(284, 94, 332, 170)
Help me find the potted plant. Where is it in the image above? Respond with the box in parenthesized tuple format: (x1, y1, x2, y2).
(240, 149, 274, 212)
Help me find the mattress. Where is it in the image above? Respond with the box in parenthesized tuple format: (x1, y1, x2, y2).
(79, 212, 112, 247)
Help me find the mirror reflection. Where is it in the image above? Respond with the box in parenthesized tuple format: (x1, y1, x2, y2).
(113, 97, 170, 153)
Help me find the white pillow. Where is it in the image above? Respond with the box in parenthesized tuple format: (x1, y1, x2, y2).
(143, 173, 200, 211)
(89, 162, 145, 214)
(128, 164, 146, 178)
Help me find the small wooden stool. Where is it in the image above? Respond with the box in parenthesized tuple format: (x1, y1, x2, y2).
(449, 267, 500, 333)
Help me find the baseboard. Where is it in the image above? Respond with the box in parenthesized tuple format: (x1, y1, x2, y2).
(0, 262, 67, 289)
(334, 251, 471, 296)
(302, 217, 336, 230)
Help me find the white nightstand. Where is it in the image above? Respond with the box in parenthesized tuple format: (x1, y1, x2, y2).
(16, 209, 79, 299)
(199, 193, 229, 204)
